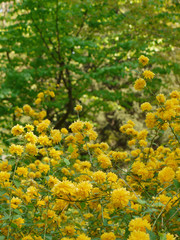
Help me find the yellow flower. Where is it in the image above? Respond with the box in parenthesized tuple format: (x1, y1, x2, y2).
(0, 148, 3, 155)
(69, 120, 84, 133)
(145, 112, 156, 128)
(25, 143, 38, 156)
(63, 225, 76, 236)
(15, 107, 23, 117)
(129, 218, 151, 232)
(34, 98, 41, 105)
(23, 104, 32, 114)
(11, 124, 24, 136)
(111, 188, 130, 208)
(74, 104, 83, 112)
(25, 124, 34, 132)
(156, 94, 166, 103)
(77, 233, 91, 240)
(97, 154, 112, 168)
(13, 217, 24, 228)
(53, 199, 68, 211)
(61, 128, 68, 134)
(9, 144, 24, 156)
(107, 172, 118, 183)
(51, 129, 62, 144)
(158, 167, 175, 184)
(166, 233, 176, 240)
(170, 90, 180, 99)
(0, 171, 10, 182)
(11, 197, 22, 209)
(128, 231, 150, 240)
(22, 236, 33, 240)
(101, 232, 116, 240)
(38, 135, 51, 146)
(141, 102, 152, 111)
(134, 78, 146, 90)
(49, 91, 55, 97)
(138, 55, 149, 66)
(27, 186, 38, 198)
(52, 180, 76, 197)
(25, 132, 38, 144)
(38, 110, 47, 120)
(37, 119, 50, 133)
(93, 171, 106, 184)
(137, 129, 148, 140)
(16, 167, 28, 177)
(38, 163, 50, 174)
(143, 70, 155, 80)
(76, 181, 92, 199)
(37, 92, 44, 98)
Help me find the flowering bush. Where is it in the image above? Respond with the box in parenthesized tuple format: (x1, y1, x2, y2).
(0, 57, 179, 240)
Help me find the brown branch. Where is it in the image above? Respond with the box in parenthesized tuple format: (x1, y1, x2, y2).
(55, 68, 73, 129)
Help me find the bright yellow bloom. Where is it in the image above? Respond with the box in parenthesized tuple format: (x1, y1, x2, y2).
(141, 102, 152, 111)
(25, 132, 38, 144)
(145, 112, 156, 128)
(51, 129, 62, 144)
(22, 235, 33, 240)
(76, 181, 92, 199)
(138, 55, 149, 66)
(13, 217, 24, 228)
(23, 104, 32, 114)
(97, 154, 112, 168)
(166, 233, 176, 240)
(158, 167, 175, 184)
(156, 94, 166, 103)
(16, 167, 28, 177)
(69, 120, 84, 133)
(37, 92, 44, 98)
(134, 78, 146, 90)
(143, 70, 155, 80)
(128, 231, 150, 240)
(111, 188, 130, 208)
(0, 171, 10, 182)
(25, 124, 34, 132)
(38, 163, 50, 174)
(61, 128, 68, 134)
(63, 225, 76, 236)
(170, 90, 180, 99)
(0, 148, 3, 155)
(15, 107, 23, 117)
(34, 98, 41, 105)
(101, 232, 116, 240)
(107, 172, 118, 183)
(9, 144, 24, 156)
(26, 143, 38, 156)
(11, 124, 24, 136)
(77, 233, 91, 240)
(74, 104, 83, 112)
(93, 171, 106, 184)
(129, 218, 151, 232)
(37, 119, 50, 133)
(11, 197, 22, 209)
(52, 180, 76, 197)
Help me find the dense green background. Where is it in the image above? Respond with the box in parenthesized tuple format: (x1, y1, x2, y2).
(0, 0, 179, 147)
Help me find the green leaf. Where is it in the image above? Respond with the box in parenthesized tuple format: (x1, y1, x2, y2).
(173, 179, 180, 189)
(67, 144, 74, 154)
(64, 158, 70, 166)
(146, 229, 157, 240)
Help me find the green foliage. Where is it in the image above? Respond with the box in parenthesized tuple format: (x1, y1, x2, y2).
(0, 0, 179, 145)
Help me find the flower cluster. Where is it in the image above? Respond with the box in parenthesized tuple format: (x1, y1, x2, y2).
(0, 57, 179, 240)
